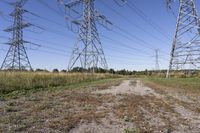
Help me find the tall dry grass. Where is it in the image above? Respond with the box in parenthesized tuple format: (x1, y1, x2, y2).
(0, 72, 119, 95)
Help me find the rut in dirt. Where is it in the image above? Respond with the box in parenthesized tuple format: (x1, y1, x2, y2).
(71, 80, 200, 133)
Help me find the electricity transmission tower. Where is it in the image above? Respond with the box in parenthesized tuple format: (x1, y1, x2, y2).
(1, 0, 32, 70)
(57, 0, 125, 72)
(166, 0, 200, 77)
(154, 49, 160, 71)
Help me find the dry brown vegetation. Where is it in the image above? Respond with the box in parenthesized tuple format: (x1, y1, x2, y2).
(0, 71, 121, 96)
(0, 77, 122, 132)
(1, 77, 200, 132)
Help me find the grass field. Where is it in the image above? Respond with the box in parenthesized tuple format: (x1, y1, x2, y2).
(0, 72, 122, 97)
(142, 76, 200, 93)
(1, 73, 200, 132)
(0, 72, 125, 132)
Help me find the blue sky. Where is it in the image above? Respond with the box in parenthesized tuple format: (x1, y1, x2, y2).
(0, 0, 200, 71)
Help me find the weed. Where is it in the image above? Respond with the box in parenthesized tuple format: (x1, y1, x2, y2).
(0, 72, 121, 97)
(142, 77, 200, 93)
(124, 128, 140, 133)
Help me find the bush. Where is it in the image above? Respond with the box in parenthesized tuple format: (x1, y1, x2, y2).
(52, 69, 59, 73)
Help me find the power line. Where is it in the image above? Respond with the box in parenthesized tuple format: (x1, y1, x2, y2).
(0, 36, 72, 54)
(26, 9, 67, 29)
(101, 0, 170, 46)
(127, 1, 171, 40)
(3, 35, 157, 59)
(0, 10, 13, 22)
(35, 15, 168, 59)
(1, 32, 156, 61)
(166, 0, 200, 78)
(113, 25, 155, 50)
(100, 0, 170, 56)
(1, 38, 168, 70)
(101, 34, 151, 54)
(34, 0, 169, 58)
(27, 9, 154, 55)
(28, 36, 159, 57)
(26, 36, 73, 49)
(36, 0, 63, 17)
(0, 0, 10, 5)
(1, 0, 170, 70)
(26, 34, 155, 59)
(112, 24, 170, 56)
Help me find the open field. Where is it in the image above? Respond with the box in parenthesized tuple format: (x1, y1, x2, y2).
(1, 74, 200, 132)
(142, 77, 200, 94)
(0, 72, 121, 97)
(1, 0, 200, 132)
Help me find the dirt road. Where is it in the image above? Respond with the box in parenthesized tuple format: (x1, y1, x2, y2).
(71, 80, 200, 133)
(1, 79, 200, 133)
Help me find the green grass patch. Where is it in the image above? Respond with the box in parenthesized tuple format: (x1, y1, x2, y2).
(0, 72, 122, 97)
(124, 128, 140, 133)
(142, 76, 200, 91)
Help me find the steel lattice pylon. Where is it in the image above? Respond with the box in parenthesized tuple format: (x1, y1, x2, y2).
(155, 49, 160, 71)
(57, 0, 126, 72)
(166, 0, 200, 77)
(1, 0, 32, 70)
(68, 0, 108, 71)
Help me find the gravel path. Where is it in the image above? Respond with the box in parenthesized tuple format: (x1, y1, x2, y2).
(94, 80, 157, 96)
(1, 79, 200, 132)
(72, 79, 200, 133)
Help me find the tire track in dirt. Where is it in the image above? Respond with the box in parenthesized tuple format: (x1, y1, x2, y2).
(2, 79, 199, 132)
(70, 80, 200, 133)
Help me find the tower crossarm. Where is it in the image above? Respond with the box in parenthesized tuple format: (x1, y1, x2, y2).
(1, 0, 33, 70)
(57, 0, 126, 72)
(4, 23, 32, 32)
(10, 9, 27, 16)
(10, 0, 28, 7)
(65, 0, 83, 8)
(166, 0, 200, 78)
(57, 0, 83, 9)
(95, 10, 113, 29)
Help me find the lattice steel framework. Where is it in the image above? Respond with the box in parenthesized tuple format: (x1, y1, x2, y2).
(166, 0, 200, 77)
(155, 49, 160, 71)
(69, 0, 108, 71)
(58, 0, 125, 71)
(1, 0, 32, 70)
